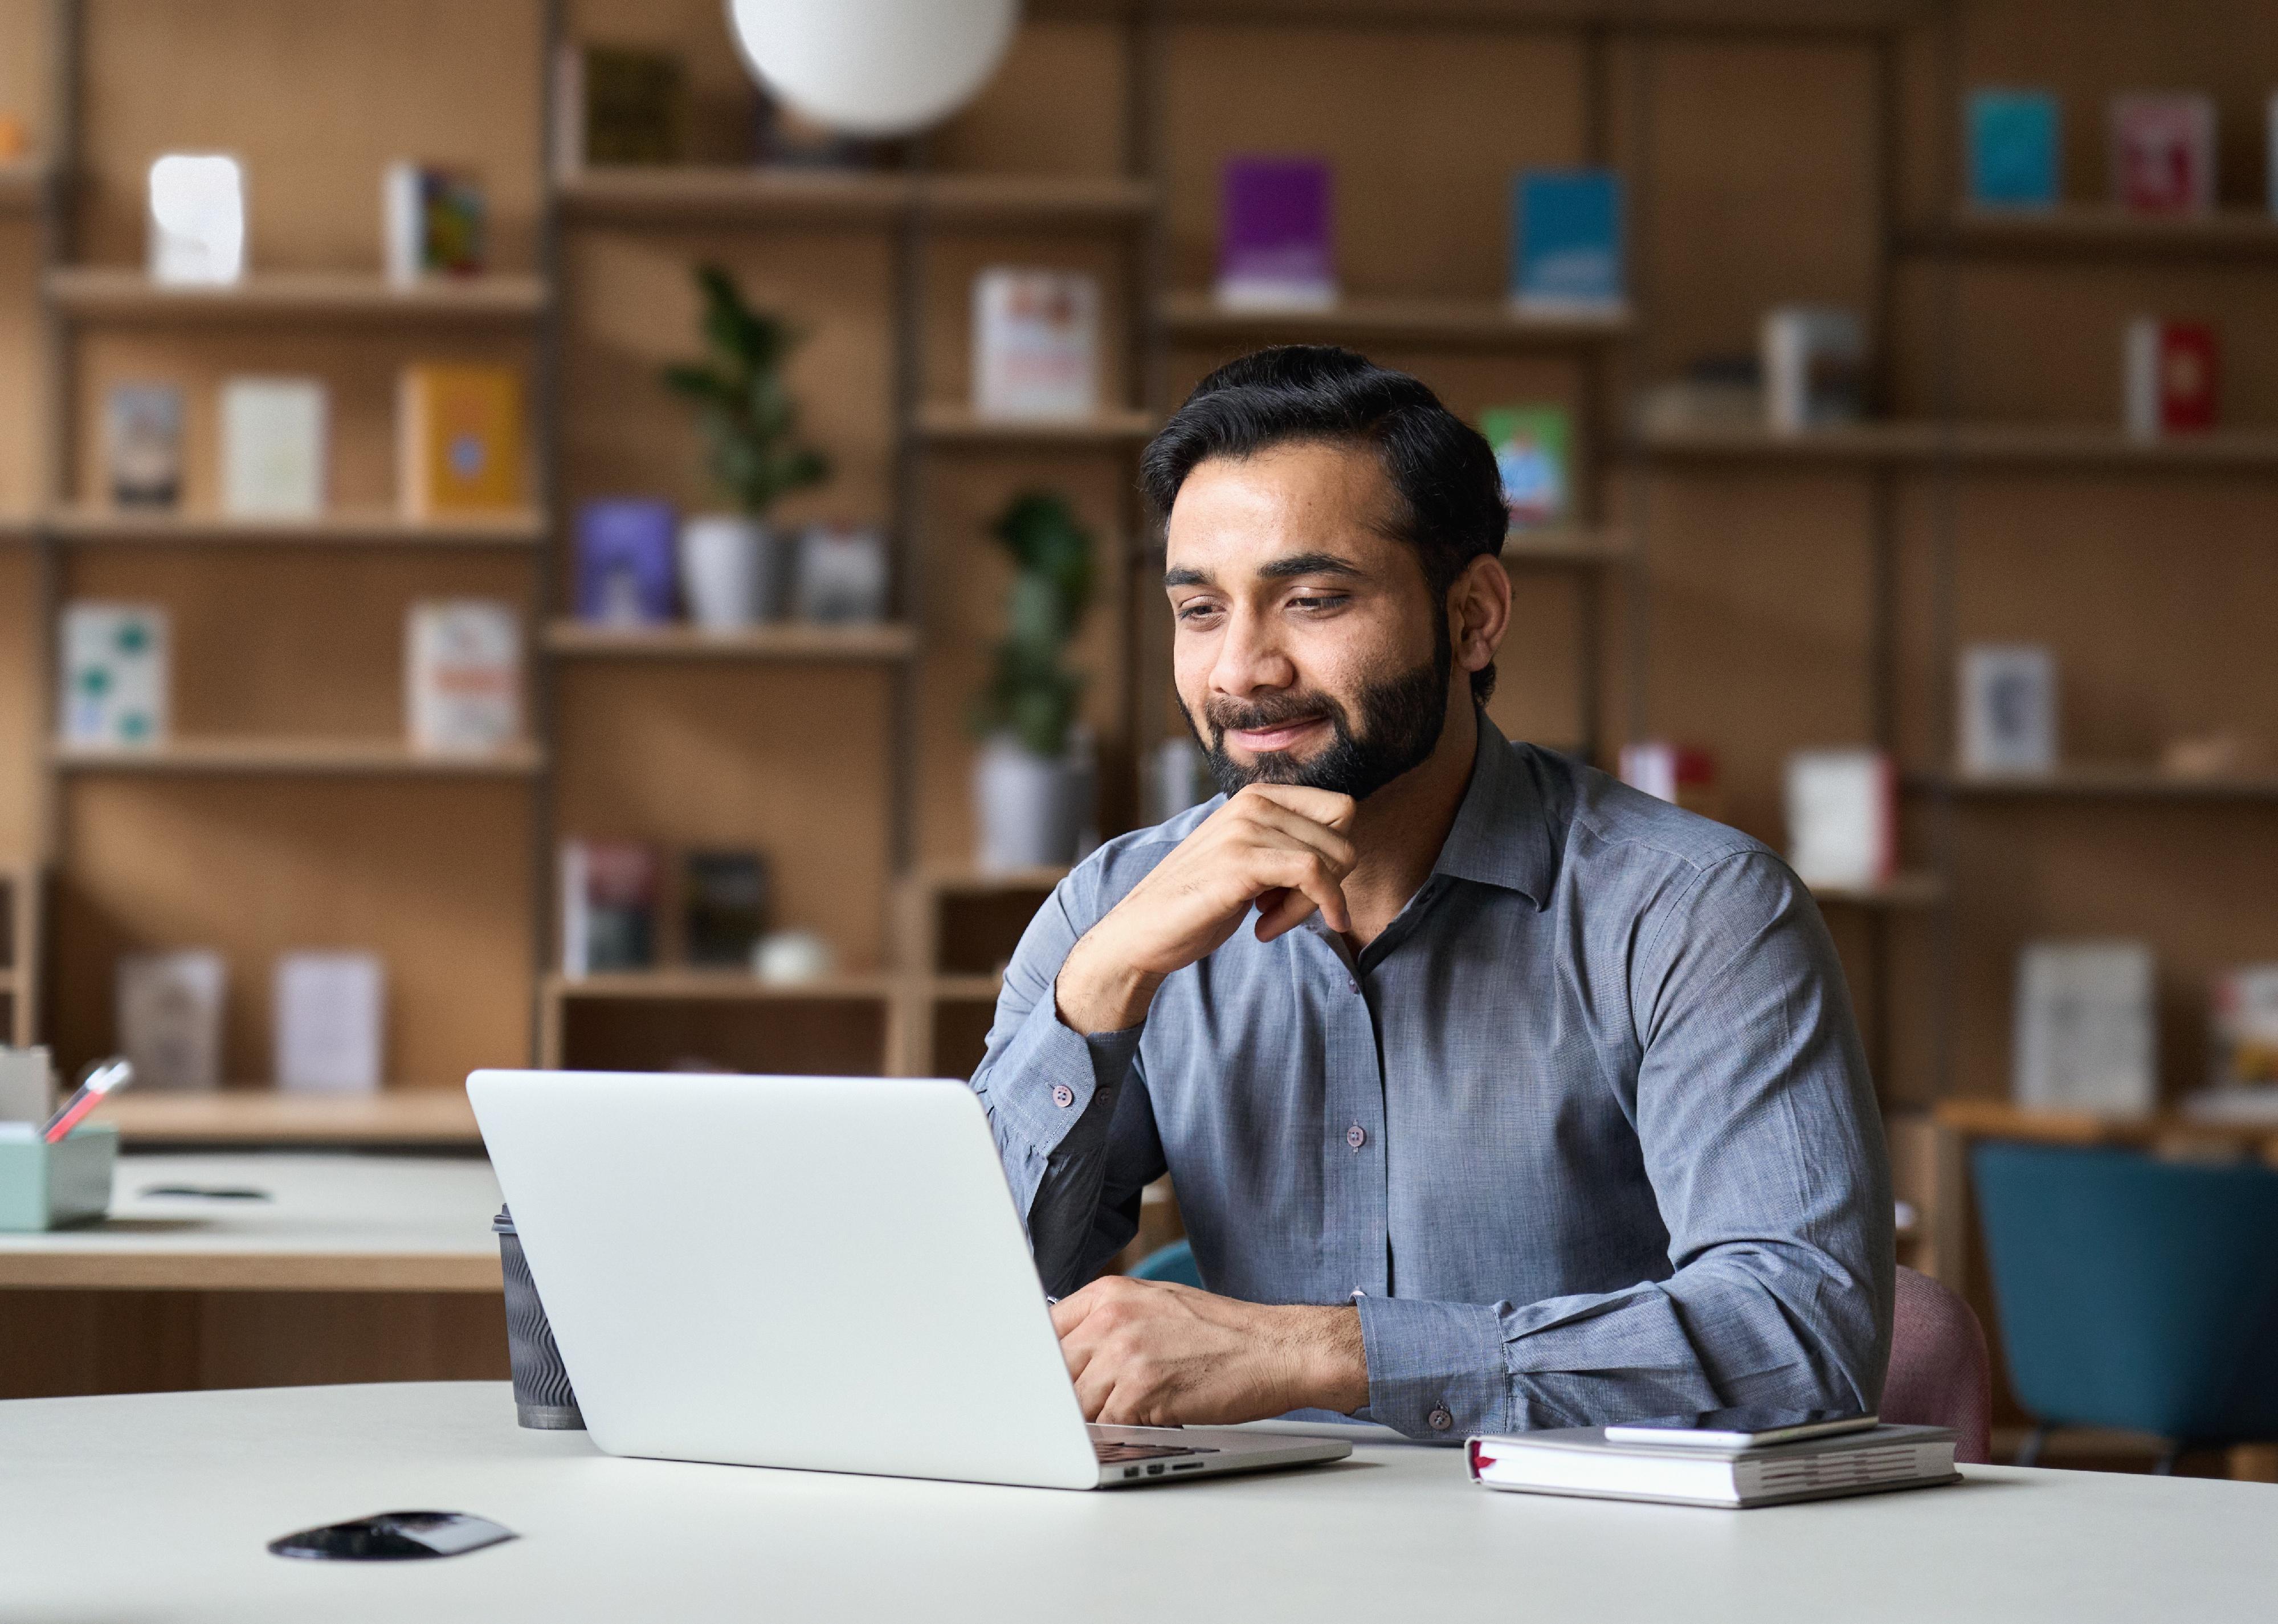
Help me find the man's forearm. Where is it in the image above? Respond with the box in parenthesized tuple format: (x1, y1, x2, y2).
(1054, 924, 1165, 1035)
(1288, 1304, 1370, 1414)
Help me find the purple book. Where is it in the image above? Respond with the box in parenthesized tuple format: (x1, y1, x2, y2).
(575, 498, 678, 625)
(1217, 156, 1336, 310)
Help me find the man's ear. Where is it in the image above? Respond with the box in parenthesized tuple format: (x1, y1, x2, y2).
(1449, 552, 1513, 679)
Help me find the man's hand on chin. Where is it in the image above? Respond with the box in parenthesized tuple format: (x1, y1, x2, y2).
(1050, 1276, 1369, 1427)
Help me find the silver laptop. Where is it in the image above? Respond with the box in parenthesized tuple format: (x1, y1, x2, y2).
(467, 1068, 1352, 1490)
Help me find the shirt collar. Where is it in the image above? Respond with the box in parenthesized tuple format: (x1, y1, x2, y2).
(1428, 712, 1560, 909)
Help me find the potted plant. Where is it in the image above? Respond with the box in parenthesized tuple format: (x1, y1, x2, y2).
(660, 264, 830, 630)
(971, 490, 1097, 871)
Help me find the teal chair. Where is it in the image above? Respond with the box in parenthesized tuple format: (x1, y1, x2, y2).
(1972, 1140, 2278, 1471)
(1132, 1237, 1202, 1287)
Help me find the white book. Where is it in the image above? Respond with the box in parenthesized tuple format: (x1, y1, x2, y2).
(1761, 306, 1865, 433)
(116, 950, 227, 1093)
(1784, 749, 1895, 889)
(220, 377, 326, 517)
(971, 268, 1100, 420)
(273, 952, 384, 1093)
(2014, 940, 2157, 1115)
(57, 601, 170, 748)
(1959, 643, 2057, 775)
(406, 599, 522, 754)
(1468, 1424, 1958, 1509)
(147, 153, 246, 285)
(0, 1046, 54, 1124)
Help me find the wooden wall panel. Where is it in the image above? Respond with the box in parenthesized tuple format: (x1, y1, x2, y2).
(52, 777, 533, 1084)
(932, 19, 1130, 177)
(0, 221, 39, 513)
(0, 548, 37, 862)
(0, 0, 48, 144)
(568, 0, 765, 167)
(76, 0, 542, 272)
(552, 663, 894, 972)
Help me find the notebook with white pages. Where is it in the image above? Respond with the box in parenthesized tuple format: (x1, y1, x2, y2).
(1467, 1422, 1959, 1509)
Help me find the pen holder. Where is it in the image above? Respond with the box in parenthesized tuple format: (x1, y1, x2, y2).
(492, 1206, 585, 1431)
(0, 1123, 118, 1231)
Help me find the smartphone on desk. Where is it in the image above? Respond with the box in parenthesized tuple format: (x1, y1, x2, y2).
(1602, 1407, 1878, 1450)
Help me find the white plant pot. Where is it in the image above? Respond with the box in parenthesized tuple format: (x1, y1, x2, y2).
(973, 736, 1085, 872)
(679, 515, 778, 631)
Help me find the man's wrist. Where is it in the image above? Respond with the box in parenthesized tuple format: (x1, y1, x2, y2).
(1054, 925, 1165, 1035)
(1285, 1304, 1369, 1415)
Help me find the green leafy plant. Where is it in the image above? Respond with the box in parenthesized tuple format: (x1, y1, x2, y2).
(659, 264, 830, 516)
(973, 491, 1096, 759)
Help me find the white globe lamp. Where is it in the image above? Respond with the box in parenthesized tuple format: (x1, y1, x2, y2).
(725, 0, 1020, 138)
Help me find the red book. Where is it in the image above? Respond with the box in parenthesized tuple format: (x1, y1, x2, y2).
(2125, 319, 2218, 437)
(2109, 93, 2215, 215)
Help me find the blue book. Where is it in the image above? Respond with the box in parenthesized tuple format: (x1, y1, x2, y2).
(1967, 89, 2059, 209)
(575, 498, 678, 625)
(1510, 170, 1624, 314)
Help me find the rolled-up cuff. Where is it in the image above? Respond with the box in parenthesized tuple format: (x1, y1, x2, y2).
(983, 994, 1144, 1161)
(1356, 1294, 1510, 1443)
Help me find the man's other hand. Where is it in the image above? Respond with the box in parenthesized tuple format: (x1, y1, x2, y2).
(1050, 1275, 1368, 1428)
(1054, 785, 1357, 1035)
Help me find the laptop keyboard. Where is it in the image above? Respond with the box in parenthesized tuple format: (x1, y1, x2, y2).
(1092, 1441, 1219, 1463)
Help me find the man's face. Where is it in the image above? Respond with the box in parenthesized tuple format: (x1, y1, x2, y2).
(1164, 441, 1453, 801)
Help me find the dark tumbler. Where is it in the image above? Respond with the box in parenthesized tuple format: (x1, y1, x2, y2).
(492, 1206, 585, 1430)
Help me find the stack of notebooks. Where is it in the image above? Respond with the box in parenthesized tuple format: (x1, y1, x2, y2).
(1468, 1410, 1958, 1510)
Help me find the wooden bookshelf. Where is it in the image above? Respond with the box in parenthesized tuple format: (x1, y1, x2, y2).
(1907, 206, 2278, 261)
(0, 158, 47, 212)
(44, 268, 550, 322)
(0, 862, 39, 1046)
(542, 621, 919, 662)
(46, 507, 548, 548)
(51, 738, 546, 777)
(1160, 291, 1631, 348)
(1500, 527, 1630, 567)
(540, 970, 896, 1002)
(557, 167, 1153, 228)
(1640, 420, 2278, 472)
(915, 403, 1160, 446)
(1923, 766, 2278, 802)
(1809, 872, 1948, 909)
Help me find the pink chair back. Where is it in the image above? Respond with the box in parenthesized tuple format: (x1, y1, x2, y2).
(1881, 1263, 1993, 1464)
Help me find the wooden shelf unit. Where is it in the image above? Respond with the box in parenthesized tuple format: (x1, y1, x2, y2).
(0, 158, 48, 213)
(1904, 206, 2278, 261)
(43, 268, 550, 323)
(557, 166, 1154, 228)
(50, 738, 546, 778)
(1159, 291, 1631, 348)
(1922, 766, 2278, 803)
(1639, 421, 2278, 471)
(1808, 872, 1947, 909)
(0, 863, 41, 1046)
(914, 403, 1160, 446)
(542, 621, 919, 662)
(46, 507, 547, 548)
(1500, 527, 1630, 567)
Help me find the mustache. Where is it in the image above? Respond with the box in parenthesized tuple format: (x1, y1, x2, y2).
(1203, 688, 1350, 738)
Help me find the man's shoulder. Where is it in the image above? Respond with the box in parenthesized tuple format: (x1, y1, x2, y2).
(1531, 745, 1779, 891)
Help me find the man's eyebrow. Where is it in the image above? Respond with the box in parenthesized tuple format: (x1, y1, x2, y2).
(1256, 551, 1366, 581)
(1164, 565, 1210, 587)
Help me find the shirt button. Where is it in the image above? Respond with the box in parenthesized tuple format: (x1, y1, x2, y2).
(1346, 978, 1359, 994)
(1346, 1124, 1366, 1150)
(1051, 1084, 1075, 1109)
(1428, 1406, 1454, 1433)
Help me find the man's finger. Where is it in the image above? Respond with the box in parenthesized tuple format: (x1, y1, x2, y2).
(1239, 782, 1358, 832)
(1231, 798, 1357, 874)
(1249, 850, 1350, 938)
(1050, 1284, 1103, 1339)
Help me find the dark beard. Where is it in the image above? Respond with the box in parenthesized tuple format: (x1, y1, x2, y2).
(1179, 628, 1452, 802)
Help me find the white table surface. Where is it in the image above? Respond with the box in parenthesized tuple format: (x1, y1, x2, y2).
(0, 1154, 503, 1290)
(3, 1381, 2273, 1623)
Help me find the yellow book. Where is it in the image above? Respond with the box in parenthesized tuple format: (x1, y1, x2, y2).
(399, 364, 524, 517)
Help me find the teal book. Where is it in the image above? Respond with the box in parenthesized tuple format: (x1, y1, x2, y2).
(1967, 89, 2059, 209)
(1509, 170, 1624, 313)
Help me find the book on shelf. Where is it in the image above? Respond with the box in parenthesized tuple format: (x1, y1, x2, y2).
(2211, 965, 2278, 1090)
(147, 152, 246, 285)
(1619, 742, 1720, 821)
(1760, 307, 1865, 434)
(383, 162, 486, 284)
(1958, 644, 2057, 775)
(1636, 356, 1763, 435)
(1217, 157, 1336, 311)
(2014, 940, 2157, 1115)
(219, 376, 326, 519)
(1508, 169, 1625, 316)
(273, 950, 384, 1094)
(555, 42, 685, 172)
(2123, 318, 2216, 439)
(576, 499, 679, 626)
(1966, 88, 2060, 210)
(795, 523, 889, 624)
(683, 850, 770, 969)
(1468, 1422, 1958, 1510)
(117, 949, 226, 1092)
(104, 382, 183, 509)
(561, 840, 659, 976)
(0, 1047, 54, 1124)
(404, 599, 522, 756)
(58, 601, 169, 748)
(2109, 92, 2215, 215)
(970, 267, 1100, 421)
(1479, 405, 1570, 528)
(1783, 748, 1896, 891)
(399, 364, 525, 517)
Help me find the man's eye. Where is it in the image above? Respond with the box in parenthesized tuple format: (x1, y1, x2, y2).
(1175, 602, 1222, 624)
(1288, 594, 1347, 613)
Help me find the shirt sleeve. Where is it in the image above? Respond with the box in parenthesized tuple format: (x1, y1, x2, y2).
(1355, 850, 1894, 1441)
(967, 863, 1167, 1296)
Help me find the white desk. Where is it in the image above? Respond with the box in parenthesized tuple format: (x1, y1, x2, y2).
(3, 1381, 2273, 1623)
(0, 1154, 503, 1291)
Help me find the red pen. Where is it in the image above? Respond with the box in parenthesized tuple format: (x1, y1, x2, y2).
(40, 1059, 133, 1144)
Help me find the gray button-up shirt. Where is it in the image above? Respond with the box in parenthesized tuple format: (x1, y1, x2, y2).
(970, 717, 1893, 1442)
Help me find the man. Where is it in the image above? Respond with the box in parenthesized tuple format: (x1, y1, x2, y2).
(969, 345, 1892, 1443)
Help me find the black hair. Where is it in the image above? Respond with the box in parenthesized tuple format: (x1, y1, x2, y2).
(1138, 345, 1506, 703)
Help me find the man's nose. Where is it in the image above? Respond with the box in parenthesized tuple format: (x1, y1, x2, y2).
(1210, 604, 1296, 697)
